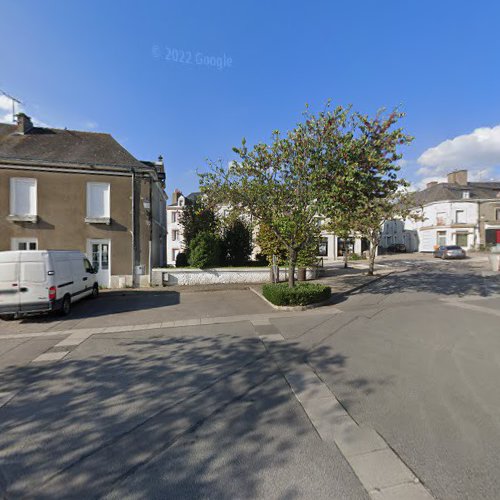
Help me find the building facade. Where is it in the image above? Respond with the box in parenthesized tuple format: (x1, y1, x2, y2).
(0, 114, 167, 287)
(394, 170, 500, 252)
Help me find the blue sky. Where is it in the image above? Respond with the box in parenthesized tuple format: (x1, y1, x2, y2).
(2, 0, 500, 194)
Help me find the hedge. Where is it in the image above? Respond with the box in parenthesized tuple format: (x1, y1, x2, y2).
(262, 283, 331, 306)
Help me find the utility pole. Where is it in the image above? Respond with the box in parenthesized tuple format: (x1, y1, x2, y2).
(0, 90, 22, 122)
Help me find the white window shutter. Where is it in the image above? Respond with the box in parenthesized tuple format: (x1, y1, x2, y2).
(10, 178, 37, 216)
(87, 183, 110, 218)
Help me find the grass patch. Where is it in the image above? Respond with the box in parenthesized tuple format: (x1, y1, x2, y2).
(262, 282, 331, 306)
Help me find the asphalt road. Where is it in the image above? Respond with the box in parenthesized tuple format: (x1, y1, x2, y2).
(275, 257, 500, 500)
(0, 256, 499, 499)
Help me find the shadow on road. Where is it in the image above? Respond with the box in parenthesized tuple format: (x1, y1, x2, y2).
(4, 289, 181, 326)
(0, 331, 379, 499)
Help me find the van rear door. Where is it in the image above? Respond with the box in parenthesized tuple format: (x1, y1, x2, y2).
(0, 253, 21, 315)
(19, 252, 49, 313)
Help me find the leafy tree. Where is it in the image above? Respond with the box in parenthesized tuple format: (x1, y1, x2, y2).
(316, 108, 413, 275)
(221, 219, 253, 266)
(200, 116, 329, 286)
(178, 198, 218, 251)
(188, 231, 222, 268)
(175, 252, 188, 267)
(355, 190, 422, 275)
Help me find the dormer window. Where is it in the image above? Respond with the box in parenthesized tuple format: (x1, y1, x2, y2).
(179, 197, 184, 207)
(462, 190, 470, 199)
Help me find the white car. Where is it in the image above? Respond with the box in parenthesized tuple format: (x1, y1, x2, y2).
(0, 250, 99, 319)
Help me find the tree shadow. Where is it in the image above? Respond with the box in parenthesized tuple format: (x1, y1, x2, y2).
(8, 290, 181, 325)
(331, 261, 499, 304)
(0, 330, 379, 499)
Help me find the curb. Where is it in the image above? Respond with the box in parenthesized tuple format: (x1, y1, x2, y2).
(250, 271, 395, 311)
(249, 287, 334, 311)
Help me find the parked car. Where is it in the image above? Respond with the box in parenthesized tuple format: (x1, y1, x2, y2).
(387, 243, 407, 253)
(434, 245, 466, 259)
(0, 250, 98, 319)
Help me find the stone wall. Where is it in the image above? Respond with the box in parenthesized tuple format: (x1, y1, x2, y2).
(151, 267, 319, 286)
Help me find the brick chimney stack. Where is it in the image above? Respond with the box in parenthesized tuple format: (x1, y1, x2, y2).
(171, 189, 181, 205)
(15, 113, 33, 135)
(447, 169, 468, 186)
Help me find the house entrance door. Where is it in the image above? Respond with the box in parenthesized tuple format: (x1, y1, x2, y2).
(87, 239, 110, 288)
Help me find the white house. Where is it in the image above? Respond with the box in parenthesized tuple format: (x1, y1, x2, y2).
(384, 170, 500, 252)
(166, 190, 199, 265)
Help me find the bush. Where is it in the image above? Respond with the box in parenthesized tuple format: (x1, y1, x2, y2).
(188, 231, 222, 268)
(262, 283, 331, 306)
(175, 252, 189, 267)
(222, 219, 253, 266)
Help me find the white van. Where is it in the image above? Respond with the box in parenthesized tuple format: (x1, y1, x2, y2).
(0, 250, 99, 319)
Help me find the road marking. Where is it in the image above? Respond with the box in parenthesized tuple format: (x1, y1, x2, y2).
(32, 351, 69, 363)
(258, 334, 434, 499)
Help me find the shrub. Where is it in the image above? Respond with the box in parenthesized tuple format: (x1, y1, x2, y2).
(262, 282, 331, 306)
(175, 252, 189, 267)
(222, 219, 253, 266)
(188, 231, 222, 268)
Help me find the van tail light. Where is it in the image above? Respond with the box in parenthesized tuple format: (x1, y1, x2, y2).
(48, 286, 56, 300)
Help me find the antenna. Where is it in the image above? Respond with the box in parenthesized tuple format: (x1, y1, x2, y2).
(0, 90, 23, 123)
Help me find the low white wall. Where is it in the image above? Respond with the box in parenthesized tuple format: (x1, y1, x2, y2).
(152, 267, 319, 286)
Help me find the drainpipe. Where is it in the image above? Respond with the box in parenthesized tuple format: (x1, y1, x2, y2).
(149, 174, 153, 285)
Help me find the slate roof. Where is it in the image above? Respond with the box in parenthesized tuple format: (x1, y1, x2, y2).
(413, 181, 500, 205)
(0, 122, 144, 170)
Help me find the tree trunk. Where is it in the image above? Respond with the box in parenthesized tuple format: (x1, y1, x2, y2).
(288, 249, 297, 287)
(367, 234, 379, 276)
(343, 246, 349, 269)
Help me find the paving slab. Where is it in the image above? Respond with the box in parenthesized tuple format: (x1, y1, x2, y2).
(370, 482, 434, 500)
(348, 448, 416, 491)
(32, 351, 69, 363)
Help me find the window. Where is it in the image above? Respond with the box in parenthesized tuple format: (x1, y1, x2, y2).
(172, 230, 178, 241)
(436, 212, 446, 225)
(462, 191, 470, 199)
(10, 178, 37, 216)
(456, 233, 468, 247)
(455, 210, 465, 223)
(11, 238, 37, 251)
(437, 231, 447, 246)
(496, 208, 500, 221)
(86, 182, 110, 219)
(84, 258, 94, 273)
(171, 211, 177, 223)
(318, 237, 328, 257)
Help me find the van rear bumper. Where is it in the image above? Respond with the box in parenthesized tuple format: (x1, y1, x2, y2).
(0, 301, 56, 316)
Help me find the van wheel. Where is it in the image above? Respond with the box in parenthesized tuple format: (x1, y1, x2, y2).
(60, 295, 71, 316)
(91, 284, 99, 299)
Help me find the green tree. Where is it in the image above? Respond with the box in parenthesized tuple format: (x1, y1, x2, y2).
(221, 219, 253, 266)
(188, 231, 222, 268)
(200, 113, 331, 286)
(178, 198, 218, 251)
(316, 108, 413, 275)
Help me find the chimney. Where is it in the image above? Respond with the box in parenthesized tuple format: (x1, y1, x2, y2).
(426, 181, 438, 188)
(447, 169, 468, 186)
(15, 113, 33, 134)
(171, 189, 180, 205)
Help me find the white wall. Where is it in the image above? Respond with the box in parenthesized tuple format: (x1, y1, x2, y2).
(404, 200, 479, 251)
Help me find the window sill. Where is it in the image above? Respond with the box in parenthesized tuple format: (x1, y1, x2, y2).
(85, 217, 111, 225)
(7, 214, 38, 223)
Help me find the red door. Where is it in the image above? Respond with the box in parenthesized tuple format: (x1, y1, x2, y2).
(496, 230, 500, 244)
